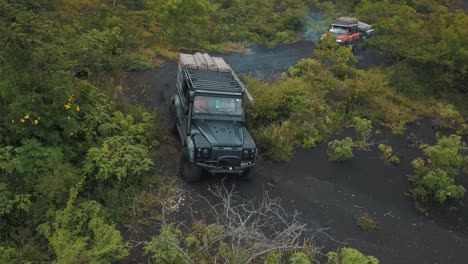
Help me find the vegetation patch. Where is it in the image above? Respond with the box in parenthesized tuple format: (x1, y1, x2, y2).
(355, 212, 378, 232)
(328, 137, 354, 161)
(327, 247, 379, 264)
(378, 144, 400, 165)
(410, 135, 466, 205)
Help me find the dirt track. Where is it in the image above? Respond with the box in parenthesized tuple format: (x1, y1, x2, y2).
(124, 41, 468, 263)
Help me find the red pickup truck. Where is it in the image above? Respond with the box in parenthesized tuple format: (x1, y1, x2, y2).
(320, 17, 374, 46)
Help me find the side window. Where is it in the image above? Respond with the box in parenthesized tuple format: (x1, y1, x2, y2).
(353, 26, 358, 34)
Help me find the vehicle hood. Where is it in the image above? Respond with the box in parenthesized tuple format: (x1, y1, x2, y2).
(193, 120, 245, 146)
(321, 32, 343, 40)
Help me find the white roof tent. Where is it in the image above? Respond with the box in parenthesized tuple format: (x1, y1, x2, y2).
(179, 52, 255, 104)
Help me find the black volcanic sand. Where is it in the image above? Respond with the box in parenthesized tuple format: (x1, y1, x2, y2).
(123, 41, 468, 264)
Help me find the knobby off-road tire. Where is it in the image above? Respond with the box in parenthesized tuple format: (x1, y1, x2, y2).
(179, 148, 202, 183)
(168, 103, 178, 134)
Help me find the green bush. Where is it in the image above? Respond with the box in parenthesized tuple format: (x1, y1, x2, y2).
(328, 138, 354, 161)
(39, 201, 128, 264)
(289, 252, 311, 264)
(327, 247, 379, 264)
(144, 224, 188, 264)
(353, 117, 372, 142)
(377, 144, 400, 165)
(253, 123, 295, 162)
(410, 135, 466, 203)
(411, 169, 465, 203)
(83, 136, 154, 181)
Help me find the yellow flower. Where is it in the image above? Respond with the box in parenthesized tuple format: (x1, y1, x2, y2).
(64, 104, 71, 109)
(20, 118, 25, 123)
(76, 106, 80, 112)
(24, 114, 30, 119)
(33, 119, 39, 125)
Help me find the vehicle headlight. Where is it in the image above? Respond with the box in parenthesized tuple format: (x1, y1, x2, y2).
(243, 149, 256, 159)
(202, 149, 210, 158)
(196, 148, 211, 159)
(336, 39, 343, 43)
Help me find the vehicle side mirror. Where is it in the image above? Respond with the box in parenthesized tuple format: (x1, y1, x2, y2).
(189, 91, 195, 102)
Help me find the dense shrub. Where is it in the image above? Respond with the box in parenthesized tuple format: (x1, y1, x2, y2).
(410, 135, 466, 203)
(353, 117, 372, 143)
(84, 136, 154, 181)
(327, 247, 379, 264)
(328, 138, 354, 161)
(378, 144, 400, 165)
(39, 200, 128, 264)
(253, 123, 295, 162)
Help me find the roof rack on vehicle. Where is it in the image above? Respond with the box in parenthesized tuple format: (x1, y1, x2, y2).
(179, 53, 255, 104)
(334, 17, 358, 25)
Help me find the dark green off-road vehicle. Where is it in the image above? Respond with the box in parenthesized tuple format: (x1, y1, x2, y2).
(170, 52, 256, 183)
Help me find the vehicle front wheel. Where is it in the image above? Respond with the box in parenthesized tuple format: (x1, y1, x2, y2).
(168, 104, 178, 134)
(179, 148, 202, 183)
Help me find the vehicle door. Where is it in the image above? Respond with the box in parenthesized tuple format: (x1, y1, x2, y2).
(350, 25, 360, 42)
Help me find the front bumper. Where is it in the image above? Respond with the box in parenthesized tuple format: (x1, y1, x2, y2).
(195, 160, 255, 174)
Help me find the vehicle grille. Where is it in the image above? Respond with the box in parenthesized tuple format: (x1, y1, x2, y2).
(212, 149, 242, 159)
(219, 157, 241, 167)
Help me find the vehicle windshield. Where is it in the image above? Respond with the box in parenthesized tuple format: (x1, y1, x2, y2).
(329, 25, 348, 35)
(193, 96, 243, 116)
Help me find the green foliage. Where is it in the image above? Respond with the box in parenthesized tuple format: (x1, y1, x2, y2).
(353, 117, 372, 142)
(0, 139, 64, 190)
(39, 200, 128, 264)
(253, 123, 295, 162)
(265, 251, 282, 264)
(411, 169, 465, 203)
(144, 224, 189, 264)
(0, 2, 164, 260)
(340, 247, 379, 264)
(84, 136, 154, 181)
(327, 247, 379, 264)
(289, 252, 311, 264)
(378, 144, 400, 165)
(144, 221, 318, 264)
(0, 246, 16, 263)
(248, 78, 311, 125)
(315, 34, 357, 78)
(357, 2, 468, 95)
(423, 135, 464, 173)
(0, 183, 31, 217)
(328, 138, 354, 161)
(410, 135, 466, 203)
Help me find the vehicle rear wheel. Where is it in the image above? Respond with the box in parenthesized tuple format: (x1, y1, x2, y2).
(179, 148, 202, 183)
(168, 104, 178, 134)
